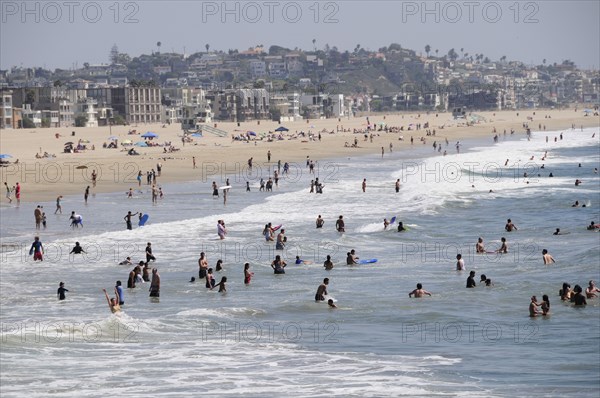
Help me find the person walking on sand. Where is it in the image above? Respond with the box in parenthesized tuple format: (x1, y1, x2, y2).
(542, 249, 555, 265)
(409, 283, 432, 297)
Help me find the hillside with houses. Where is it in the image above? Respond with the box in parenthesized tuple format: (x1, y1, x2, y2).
(1, 43, 598, 129)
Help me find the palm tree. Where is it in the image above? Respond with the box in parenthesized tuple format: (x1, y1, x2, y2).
(205, 43, 210, 54)
(156, 41, 161, 54)
(435, 49, 439, 57)
(460, 47, 464, 58)
(543, 58, 547, 65)
(500, 55, 507, 63)
(312, 39, 317, 52)
(425, 44, 431, 58)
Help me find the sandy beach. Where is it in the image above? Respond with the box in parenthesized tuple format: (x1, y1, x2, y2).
(1, 109, 598, 203)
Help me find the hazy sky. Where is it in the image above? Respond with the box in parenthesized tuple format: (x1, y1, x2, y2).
(1, 0, 599, 70)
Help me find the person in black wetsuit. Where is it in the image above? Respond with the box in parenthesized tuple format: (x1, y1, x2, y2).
(70, 242, 86, 254)
(145, 242, 156, 262)
(57, 282, 68, 300)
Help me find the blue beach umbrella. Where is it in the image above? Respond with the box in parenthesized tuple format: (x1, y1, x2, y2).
(275, 126, 289, 132)
(0, 154, 13, 159)
(141, 132, 159, 138)
(247, 131, 257, 136)
(135, 141, 148, 147)
(191, 133, 202, 138)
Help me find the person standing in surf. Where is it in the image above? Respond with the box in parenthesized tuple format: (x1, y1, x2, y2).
(505, 219, 518, 232)
(198, 252, 208, 279)
(124, 211, 138, 230)
(30, 236, 44, 262)
(315, 278, 329, 301)
(149, 268, 160, 297)
(57, 282, 68, 300)
(542, 249, 555, 265)
(316, 215, 324, 228)
(244, 263, 254, 285)
(336, 215, 345, 232)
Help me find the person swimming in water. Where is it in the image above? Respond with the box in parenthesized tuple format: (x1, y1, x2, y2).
(323, 255, 334, 270)
(244, 263, 254, 285)
(542, 249, 555, 265)
(409, 283, 432, 298)
(397, 221, 406, 232)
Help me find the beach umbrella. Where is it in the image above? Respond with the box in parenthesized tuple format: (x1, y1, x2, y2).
(141, 132, 158, 138)
(275, 126, 289, 132)
(108, 136, 118, 140)
(191, 133, 202, 138)
(80, 139, 91, 143)
(64, 142, 74, 145)
(135, 141, 148, 147)
(247, 131, 257, 136)
(76, 165, 88, 169)
(0, 154, 13, 159)
(122, 139, 132, 144)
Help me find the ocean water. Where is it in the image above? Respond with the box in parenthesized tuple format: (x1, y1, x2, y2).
(1, 128, 599, 397)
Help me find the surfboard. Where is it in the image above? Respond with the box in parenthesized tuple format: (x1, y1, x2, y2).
(390, 216, 397, 224)
(357, 259, 377, 264)
(139, 214, 149, 226)
(272, 224, 282, 231)
(219, 185, 232, 190)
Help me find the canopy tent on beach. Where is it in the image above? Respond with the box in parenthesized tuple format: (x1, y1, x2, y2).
(275, 126, 289, 132)
(141, 132, 159, 138)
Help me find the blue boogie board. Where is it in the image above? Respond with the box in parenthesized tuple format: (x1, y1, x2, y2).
(358, 259, 377, 264)
(139, 214, 149, 226)
(390, 216, 397, 224)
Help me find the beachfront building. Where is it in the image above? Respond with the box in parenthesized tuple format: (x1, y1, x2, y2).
(270, 92, 302, 122)
(76, 98, 98, 128)
(207, 88, 269, 122)
(21, 104, 42, 127)
(58, 100, 75, 127)
(86, 86, 162, 124)
(41, 110, 60, 128)
(0, 90, 13, 129)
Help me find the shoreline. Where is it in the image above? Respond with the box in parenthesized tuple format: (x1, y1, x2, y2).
(1, 109, 598, 204)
